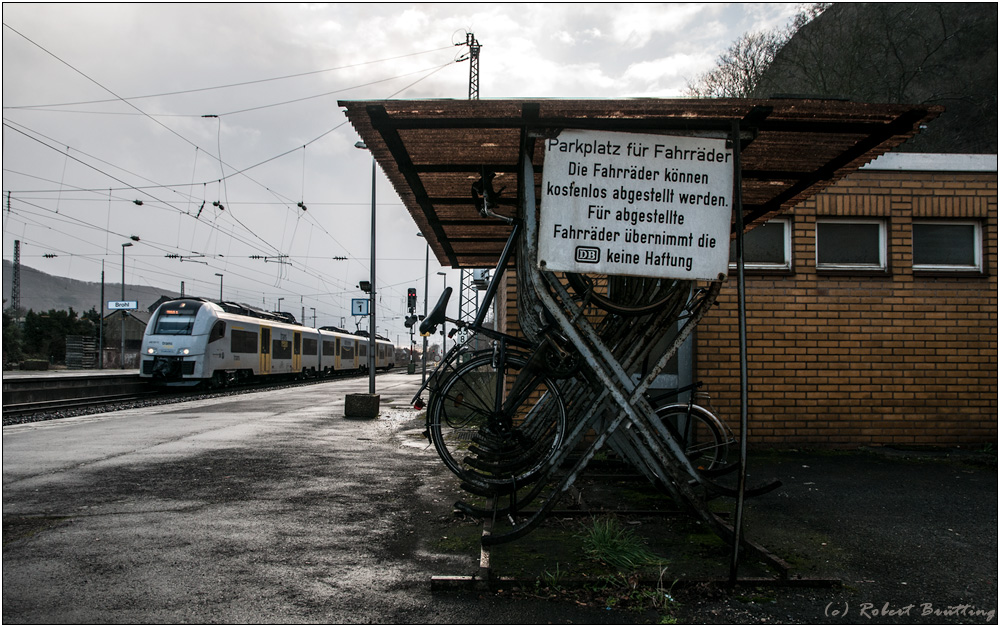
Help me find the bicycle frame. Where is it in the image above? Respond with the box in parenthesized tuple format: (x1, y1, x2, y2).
(412, 216, 531, 406)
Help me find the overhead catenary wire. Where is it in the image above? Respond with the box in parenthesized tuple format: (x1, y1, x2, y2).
(3, 43, 456, 110)
(2, 22, 203, 153)
(1, 35, 456, 205)
(6, 114, 352, 259)
(4, 119, 300, 258)
(6, 194, 366, 303)
(3, 22, 466, 336)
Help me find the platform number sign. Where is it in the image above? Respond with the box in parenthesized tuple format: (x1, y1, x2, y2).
(351, 298, 369, 316)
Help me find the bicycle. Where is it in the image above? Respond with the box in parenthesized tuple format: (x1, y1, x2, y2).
(565, 273, 691, 317)
(649, 381, 736, 473)
(412, 172, 580, 494)
(413, 169, 732, 496)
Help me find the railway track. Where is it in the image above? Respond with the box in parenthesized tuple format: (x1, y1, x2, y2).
(2, 368, 403, 426)
(3, 391, 163, 418)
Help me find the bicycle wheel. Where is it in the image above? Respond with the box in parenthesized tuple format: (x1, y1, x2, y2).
(655, 403, 730, 471)
(566, 273, 689, 317)
(426, 352, 566, 490)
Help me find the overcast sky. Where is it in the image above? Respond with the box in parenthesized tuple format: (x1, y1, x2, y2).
(2, 2, 801, 345)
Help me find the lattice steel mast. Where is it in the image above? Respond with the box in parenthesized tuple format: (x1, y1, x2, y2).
(11, 239, 21, 318)
(458, 33, 486, 326)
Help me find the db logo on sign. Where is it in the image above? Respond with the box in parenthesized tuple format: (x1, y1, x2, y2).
(574, 246, 600, 264)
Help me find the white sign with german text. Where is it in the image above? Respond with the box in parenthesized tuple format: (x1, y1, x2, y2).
(107, 300, 138, 310)
(538, 129, 733, 281)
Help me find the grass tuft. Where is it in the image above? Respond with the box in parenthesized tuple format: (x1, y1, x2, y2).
(582, 515, 668, 572)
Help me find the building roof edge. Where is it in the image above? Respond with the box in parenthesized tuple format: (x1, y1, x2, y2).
(863, 153, 998, 172)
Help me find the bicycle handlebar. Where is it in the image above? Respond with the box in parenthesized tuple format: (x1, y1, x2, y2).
(419, 286, 452, 336)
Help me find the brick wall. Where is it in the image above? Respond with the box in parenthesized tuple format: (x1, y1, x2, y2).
(698, 167, 997, 447)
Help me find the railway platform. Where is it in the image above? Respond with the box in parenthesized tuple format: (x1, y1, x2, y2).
(2, 371, 996, 624)
(2, 369, 144, 408)
(2, 368, 140, 378)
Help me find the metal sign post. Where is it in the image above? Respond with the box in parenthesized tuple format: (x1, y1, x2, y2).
(728, 120, 750, 584)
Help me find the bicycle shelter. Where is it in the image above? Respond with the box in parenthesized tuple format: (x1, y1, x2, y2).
(339, 98, 941, 581)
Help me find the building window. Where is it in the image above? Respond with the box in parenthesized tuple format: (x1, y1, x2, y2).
(731, 218, 791, 271)
(912, 221, 982, 272)
(816, 219, 887, 271)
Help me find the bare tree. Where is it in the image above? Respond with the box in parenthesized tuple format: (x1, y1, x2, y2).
(686, 4, 830, 98)
(686, 30, 788, 98)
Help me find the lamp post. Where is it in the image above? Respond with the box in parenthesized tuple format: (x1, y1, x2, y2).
(215, 273, 223, 302)
(100, 261, 105, 369)
(120, 242, 133, 369)
(437, 271, 447, 359)
(356, 141, 376, 394)
(417, 232, 430, 383)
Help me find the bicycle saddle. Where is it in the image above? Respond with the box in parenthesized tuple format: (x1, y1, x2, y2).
(419, 287, 452, 335)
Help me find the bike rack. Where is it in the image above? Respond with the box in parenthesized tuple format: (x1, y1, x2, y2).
(460, 137, 786, 583)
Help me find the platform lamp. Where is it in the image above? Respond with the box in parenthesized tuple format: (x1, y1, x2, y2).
(355, 140, 377, 394)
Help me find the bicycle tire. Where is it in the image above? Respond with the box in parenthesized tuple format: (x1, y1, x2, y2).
(565, 273, 689, 317)
(426, 352, 566, 490)
(455, 472, 568, 547)
(655, 403, 730, 471)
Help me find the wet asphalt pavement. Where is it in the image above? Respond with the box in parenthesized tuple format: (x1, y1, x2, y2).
(2, 373, 640, 624)
(2, 371, 997, 624)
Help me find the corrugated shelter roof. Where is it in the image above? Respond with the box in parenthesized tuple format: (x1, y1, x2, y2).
(339, 98, 941, 268)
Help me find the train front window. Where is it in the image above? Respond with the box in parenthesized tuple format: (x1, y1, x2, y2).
(154, 312, 197, 335)
(153, 302, 202, 335)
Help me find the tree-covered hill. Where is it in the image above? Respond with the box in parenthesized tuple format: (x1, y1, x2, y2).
(754, 3, 997, 153)
(3, 259, 181, 316)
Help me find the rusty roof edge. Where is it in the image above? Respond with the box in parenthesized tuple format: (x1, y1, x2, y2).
(339, 99, 945, 267)
(744, 104, 944, 226)
(342, 103, 456, 267)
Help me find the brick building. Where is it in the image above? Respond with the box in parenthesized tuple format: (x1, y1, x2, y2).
(496, 153, 996, 448)
(698, 153, 997, 447)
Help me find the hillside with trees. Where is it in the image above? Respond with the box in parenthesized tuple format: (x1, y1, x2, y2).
(689, 3, 997, 154)
(3, 259, 182, 317)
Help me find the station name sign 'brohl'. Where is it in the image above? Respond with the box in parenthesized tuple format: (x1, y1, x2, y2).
(539, 129, 733, 281)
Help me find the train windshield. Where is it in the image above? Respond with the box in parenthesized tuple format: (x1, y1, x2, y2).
(152, 302, 202, 335)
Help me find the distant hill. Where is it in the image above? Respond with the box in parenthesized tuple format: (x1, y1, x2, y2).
(755, 3, 997, 154)
(3, 259, 184, 315)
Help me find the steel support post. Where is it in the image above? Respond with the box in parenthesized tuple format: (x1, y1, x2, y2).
(729, 120, 751, 584)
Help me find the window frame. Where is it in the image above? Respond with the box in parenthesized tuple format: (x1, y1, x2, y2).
(815, 218, 888, 273)
(911, 220, 983, 273)
(730, 217, 792, 272)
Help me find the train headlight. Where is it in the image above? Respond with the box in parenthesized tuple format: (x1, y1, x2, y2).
(147, 347, 156, 354)
(182, 348, 190, 355)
